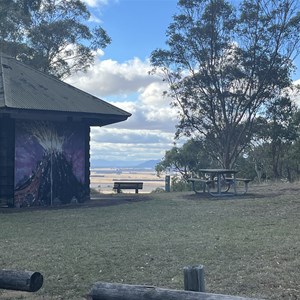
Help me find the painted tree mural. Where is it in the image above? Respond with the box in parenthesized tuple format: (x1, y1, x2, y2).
(14, 120, 86, 207)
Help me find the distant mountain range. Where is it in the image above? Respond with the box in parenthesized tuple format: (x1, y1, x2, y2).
(91, 159, 160, 169)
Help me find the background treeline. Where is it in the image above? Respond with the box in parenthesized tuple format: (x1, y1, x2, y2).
(156, 94, 300, 184)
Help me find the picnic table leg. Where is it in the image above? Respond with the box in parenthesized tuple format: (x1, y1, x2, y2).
(190, 180, 205, 194)
(244, 181, 249, 193)
(135, 188, 138, 194)
(233, 173, 237, 195)
(191, 181, 200, 193)
(192, 181, 200, 193)
(217, 174, 221, 195)
(191, 181, 195, 193)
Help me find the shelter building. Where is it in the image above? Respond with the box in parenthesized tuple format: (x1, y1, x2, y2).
(0, 53, 131, 207)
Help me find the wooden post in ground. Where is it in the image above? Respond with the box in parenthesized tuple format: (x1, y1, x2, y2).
(184, 265, 205, 292)
(0, 270, 43, 292)
(165, 175, 171, 192)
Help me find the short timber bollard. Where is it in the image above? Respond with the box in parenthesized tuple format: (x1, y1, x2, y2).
(0, 270, 43, 292)
(184, 264, 205, 292)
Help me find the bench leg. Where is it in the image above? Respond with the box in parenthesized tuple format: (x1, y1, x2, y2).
(117, 188, 121, 193)
(135, 189, 138, 194)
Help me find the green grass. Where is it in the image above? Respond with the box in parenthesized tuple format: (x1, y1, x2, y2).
(0, 183, 300, 299)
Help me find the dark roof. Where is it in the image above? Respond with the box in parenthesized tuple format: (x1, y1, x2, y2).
(0, 53, 131, 126)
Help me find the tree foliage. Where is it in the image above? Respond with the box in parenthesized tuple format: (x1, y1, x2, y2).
(151, 0, 300, 168)
(244, 95, 300, 181)
(259, 96, 299, 178)
(0, 0, 111, 78)
(155, 139, 214, 179)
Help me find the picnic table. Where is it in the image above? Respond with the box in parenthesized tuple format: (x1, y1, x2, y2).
(188, 169, 251, 196)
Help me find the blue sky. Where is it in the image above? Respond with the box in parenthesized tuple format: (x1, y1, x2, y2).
(66, 0, 300, 166)
(99, 0, 178, 62)
(66, 0, 181, 165)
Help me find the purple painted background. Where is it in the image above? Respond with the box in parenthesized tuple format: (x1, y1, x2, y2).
(14, 120, 86, 206)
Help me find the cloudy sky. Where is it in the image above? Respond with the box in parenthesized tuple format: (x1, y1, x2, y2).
(66, 0, 300, 166)
(66, 0, 180, 165)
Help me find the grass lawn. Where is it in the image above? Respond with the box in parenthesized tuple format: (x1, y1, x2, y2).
(0, 182, 299, 299)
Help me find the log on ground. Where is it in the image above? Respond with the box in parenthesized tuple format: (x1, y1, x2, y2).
(0, 270, 43, 292)
(87, 282, 262, 300)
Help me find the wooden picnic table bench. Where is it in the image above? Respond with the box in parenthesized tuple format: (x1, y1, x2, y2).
(222, 177, 252, 194)
(113, 182, 143, 194)
(188, 170, 252, 196)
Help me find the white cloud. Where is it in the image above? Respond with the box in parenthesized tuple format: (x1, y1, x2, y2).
(66, 57, 158, 97)
(82, 0, 119, 23)
(91, 127, 173, 145)
(88, 14, 102, 23)
(90, 138, 173, 161)
(282, 79, 300, 106)
(90, 127, 175, 161)
(82, 0, 109, 8)
(65, 54, 179, 163)
(139, 81, 168, 106)
(106, 99, 177, 132)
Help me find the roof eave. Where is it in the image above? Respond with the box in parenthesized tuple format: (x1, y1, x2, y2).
(0, 107, 131, 126)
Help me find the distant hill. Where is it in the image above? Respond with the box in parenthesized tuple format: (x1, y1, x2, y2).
(135, 160, 160, 169)
(91, 159, 160, 169)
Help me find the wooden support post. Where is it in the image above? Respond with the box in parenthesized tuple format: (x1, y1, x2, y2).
(184, 265, 205, 292)
(0, 270, 43, 292)
(87, 282, 261, 300)
(165, 175, 170, 192)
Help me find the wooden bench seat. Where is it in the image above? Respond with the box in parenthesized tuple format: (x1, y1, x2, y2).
(113, 182, 143, 194)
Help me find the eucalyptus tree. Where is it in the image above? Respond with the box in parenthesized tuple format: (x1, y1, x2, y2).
(263, 96, 299, 179)
(251, 96, 300, 180)
(151, 0, 300, 168)
(0, 0, 111, 78)
(0, 0, 39, 55)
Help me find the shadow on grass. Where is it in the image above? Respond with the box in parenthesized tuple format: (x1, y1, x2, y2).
(0, 194, 152, 214)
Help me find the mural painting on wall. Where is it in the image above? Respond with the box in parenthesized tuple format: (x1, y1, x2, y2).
(15, 120, 86, 207)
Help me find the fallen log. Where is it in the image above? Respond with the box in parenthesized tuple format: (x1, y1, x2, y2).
(87, 282, 262, 300)
(0, 270, 43, 292)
